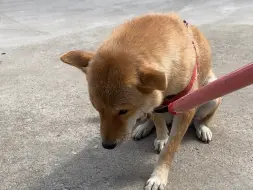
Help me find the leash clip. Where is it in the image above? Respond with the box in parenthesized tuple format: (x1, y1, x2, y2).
(153, 102, 182, 115)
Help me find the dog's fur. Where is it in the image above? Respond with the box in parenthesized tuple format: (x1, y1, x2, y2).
(60, 12, 221, 190)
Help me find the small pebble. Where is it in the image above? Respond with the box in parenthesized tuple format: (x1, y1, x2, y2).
(1, 52, 6, 55)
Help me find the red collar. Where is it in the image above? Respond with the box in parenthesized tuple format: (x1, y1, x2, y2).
(153, 20, 198, 115)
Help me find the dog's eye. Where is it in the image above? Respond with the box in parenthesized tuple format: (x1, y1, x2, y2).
(119, 109, 128, 115)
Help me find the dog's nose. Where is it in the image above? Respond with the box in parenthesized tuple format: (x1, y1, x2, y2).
(102, 141, 117, 149)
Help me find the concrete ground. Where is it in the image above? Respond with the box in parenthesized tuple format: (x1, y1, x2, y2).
(0, 0, 253, 190)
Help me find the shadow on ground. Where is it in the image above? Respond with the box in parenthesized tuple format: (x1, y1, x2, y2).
(30, 116, 197, 190)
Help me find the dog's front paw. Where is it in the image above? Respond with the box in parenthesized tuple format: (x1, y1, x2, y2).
(196, 125, 212, 143)
(132, 122, 154, 140)
(144, 170, 168, 190)
(154, 136, 169, 153)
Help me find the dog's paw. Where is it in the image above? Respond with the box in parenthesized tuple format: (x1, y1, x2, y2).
(196, 125, 212, 143)
(132, 122, 153, 140)
(144, 171, 168, 190)
(145, 176, 166, 190)
(154, 136, 169, 153)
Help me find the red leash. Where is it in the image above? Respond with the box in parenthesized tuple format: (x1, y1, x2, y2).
(170, 62, 253, 114)
(153, 20, 199, 114)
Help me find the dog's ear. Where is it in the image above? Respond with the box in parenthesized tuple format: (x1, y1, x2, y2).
(138, 65, 167, 92)
(60, 50, 95, 73)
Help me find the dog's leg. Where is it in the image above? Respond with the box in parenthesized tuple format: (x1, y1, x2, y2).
(152, 113, 172, 153)
(132, 119, 154, 140)
(193, 74, 221, 143)
(145, 110, 195, 190)
(193, 97, 221, 142)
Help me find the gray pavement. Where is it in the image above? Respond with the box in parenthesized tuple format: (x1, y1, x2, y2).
(0, 0, 253, 190)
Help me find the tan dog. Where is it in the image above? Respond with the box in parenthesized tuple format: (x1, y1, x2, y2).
(60, 12, 221, 190)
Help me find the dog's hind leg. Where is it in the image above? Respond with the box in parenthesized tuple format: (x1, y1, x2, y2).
(132, 119, 154, 140)
(193, 73, 221, 143)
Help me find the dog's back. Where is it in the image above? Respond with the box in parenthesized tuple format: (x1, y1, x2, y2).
(98, 12, 213, 94)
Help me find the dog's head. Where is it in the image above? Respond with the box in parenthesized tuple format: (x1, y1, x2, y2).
(60, 50, 166, 149)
